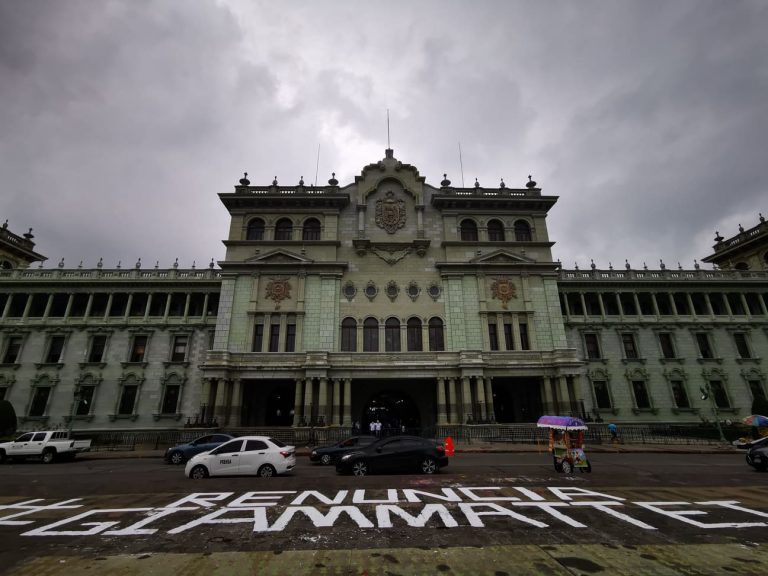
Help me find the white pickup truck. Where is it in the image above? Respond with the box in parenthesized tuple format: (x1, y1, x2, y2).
(0, 431, 92, 463)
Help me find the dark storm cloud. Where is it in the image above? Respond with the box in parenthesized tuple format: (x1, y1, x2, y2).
(1, 0, 766, 270)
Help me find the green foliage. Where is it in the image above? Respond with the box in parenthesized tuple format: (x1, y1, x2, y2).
(0, 400, 18, 436)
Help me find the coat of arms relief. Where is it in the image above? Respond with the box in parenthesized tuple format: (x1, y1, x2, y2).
(490, 277, 517, 309)
(375, 191, 406, 234)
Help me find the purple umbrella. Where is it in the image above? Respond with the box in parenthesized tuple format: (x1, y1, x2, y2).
(742, 415, 768, 427)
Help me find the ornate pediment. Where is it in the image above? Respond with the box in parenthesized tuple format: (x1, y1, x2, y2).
(470, 249, 535, 264)
(245, 249, 314, 264)
(353, 239, 430, 264)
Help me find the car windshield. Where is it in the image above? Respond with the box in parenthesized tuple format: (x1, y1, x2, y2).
(268, 438, 286, 448)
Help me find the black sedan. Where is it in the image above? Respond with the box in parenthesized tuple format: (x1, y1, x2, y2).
(310, 435, 377, 465)
(746, 439, 768, 471)
(335, 435, 449, 476)
(164, 433, 234, 465)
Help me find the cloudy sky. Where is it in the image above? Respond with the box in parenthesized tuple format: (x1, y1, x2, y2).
(1, 0, 766, 271)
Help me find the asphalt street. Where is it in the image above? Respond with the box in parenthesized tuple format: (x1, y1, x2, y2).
(1, 452, 766, 575)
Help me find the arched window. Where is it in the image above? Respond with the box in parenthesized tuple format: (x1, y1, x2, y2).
(407, 318, 422, 351)
(275, 218, 293, 241)
(428, 317, 445, 351)
(460, 219, 478, 241)
(514, 219, 532, 241)
(363, 318, 379, 352)
(385, 317, 401, 352)
(246, 218, 265, 241)
(341, 318, 357, 352)
(487, 219, 505, 241)
(302, 218, 321, 241)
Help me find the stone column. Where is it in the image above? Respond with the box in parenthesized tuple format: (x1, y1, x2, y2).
(124, 294, 133, 321)
(541, 376, 554, 413)
(632, 293, 641, 317)
(343, 378, 352, 427)
(229, 378, 242, 426)
(740, 293, 751, 317)
(704, 293, 714, 316)
(616, 292, 625, 316)
(318, 377, 328, 426)
(292, 378, 304, 427)
(200, 378, 212, 421)
(103, 293, 113, 320)
(436, 378, 447, 425)
(484, 376, 495, 422)
(332, 378, 341, 425)
(476, 376, 487, 421)
(557, 376, 571, 414)
(668, 293, 679, 316)
(579, 292, 587, 317)
(303, 377, 314, 424)
(447, 377, 457, 424)
(213, 379, 228, 424)
(597, 293, 606, 317)
(63, 294, 74, 319)
(461, 376, 472, 423)
(562, 292, 572, 317)
(686, 293, 696, 318)
(650, 293, 660, 316)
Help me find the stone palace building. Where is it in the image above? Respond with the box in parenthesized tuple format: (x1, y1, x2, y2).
(1, 149, 766, 432)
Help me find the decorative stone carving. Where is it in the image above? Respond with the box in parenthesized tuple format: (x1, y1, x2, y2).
(385, 280, 399, 302)
(406, 281, 420, 301)
(364, 281, 378, 301)
(427, 283, 442, 301)
(375, 191, 406, 234)
(490, 277, 517, 309)
(343, 281, 357, 301)
(371, 245, 411, 265)
(265, 277, 291, 309)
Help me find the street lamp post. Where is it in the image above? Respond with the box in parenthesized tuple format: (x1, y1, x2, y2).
(700, 382, 727, 443)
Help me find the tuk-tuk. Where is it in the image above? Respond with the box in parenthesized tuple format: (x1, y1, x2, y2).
(537, 415, 591, 473)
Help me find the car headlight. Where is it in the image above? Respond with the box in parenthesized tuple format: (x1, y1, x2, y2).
(311, 451, 317, 456)
(340, 454, 352, 461)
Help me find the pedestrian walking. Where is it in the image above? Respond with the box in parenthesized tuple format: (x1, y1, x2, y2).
(608, 422, 618, 443)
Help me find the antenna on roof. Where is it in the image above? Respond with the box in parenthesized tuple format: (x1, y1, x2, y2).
(458, 142, 465, 187)
(387, 109, 391, 149)
(314, 144, 320, 187)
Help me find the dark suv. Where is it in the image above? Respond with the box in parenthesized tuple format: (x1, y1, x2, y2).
(310, 435, 377, 465)
(746, 437, 768, 471)
(335, 435, 449, 476)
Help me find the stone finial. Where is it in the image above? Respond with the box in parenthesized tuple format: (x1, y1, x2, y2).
(272, 176, 278, 186)
(694, 259, 700, 270)
(590, 259, 596, 270)
(135, 258, 141, 269)
(678, 262, 682, 270)
(155, 261, 159, 269)
(556, 259, 562, 269)
(440, 173, 451, 187)
(209, 258, 215, 269)
(739, 223, 745, 233)
(659, 259, 666, 270)
(714, 231, 724, 242)
(643, 262, 648, 270)
(239, 172, 250, 186)
(760, 213, 765, 223)
(499, 178, 506, 189)
(173, 258, 179, 269)
(116, 260, 121, 269)
(299, 176, 304, 186)
(526, 175, 537, 189)
(474, 178, 480, 189)
(625, 259, 631, 270)
(574, 262, 579, 271)
(191, 260, 196, 270)
(2, 220, 7, 229)
(328, 172, 338, 186)
(78, 261, 83, 269)
(609, 262, 613, 270)
(97, 257, 103, 269)
(58, 257, 65, 268)
(23, 228, 34, 240)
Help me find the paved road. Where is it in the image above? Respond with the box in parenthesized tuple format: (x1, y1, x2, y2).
(1, 452, 767, 575)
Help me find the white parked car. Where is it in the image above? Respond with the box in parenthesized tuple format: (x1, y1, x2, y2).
(0, 431, 91, 463)
(185, 436, 296, 479)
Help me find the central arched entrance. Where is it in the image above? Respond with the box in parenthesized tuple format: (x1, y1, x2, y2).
(362, 390, 421, 434)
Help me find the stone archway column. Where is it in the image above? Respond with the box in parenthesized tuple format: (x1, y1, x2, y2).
(436, 378, 447, 425)
(476, 377, 487, 421)
(201, 378, 212, 421)
(303, 377, 314, 424)
(228, 378, 242, 427)
(332, 378, 341, 425)
(557, 376, 571, 414)
(484, 376, 495, 422)
(447, 378, 457, 423)
(461, 376, 472, 423)
(342, 378, 352, 427)
(292, 378, 304, 427)
(318, 377, 328, 425)
(213, 379, 228, 424)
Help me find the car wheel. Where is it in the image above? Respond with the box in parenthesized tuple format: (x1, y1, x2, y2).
(352, 460, 368, 476)
(190, 465, 209, 479)
(560, 459, 573, 474)
(169, 451, 184, 465)
(421, 457, 438, 474)
(258, 464, 276, 478)
(320, 454, 332, 465)
(553, 458, 562, 472)
(42, 449, 56, 464)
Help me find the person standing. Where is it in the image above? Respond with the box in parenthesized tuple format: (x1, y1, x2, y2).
(608, 422, 618, 443)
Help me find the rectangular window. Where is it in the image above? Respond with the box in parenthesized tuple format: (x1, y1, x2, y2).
(709, 293, 727, 315)
(28, 294, 48, 317)
(341, 323, 357, 352)
(690, 293, 708, 315)
(108, 293, 128, 317)
(285, 322, 296, 352)
(75, 386, 95, 416)
(632, 380, 651, 409)
(161, 384, 180, 414)
(7, 294, 28, 317)
(88, 335, 107, 363)
(45, 336, 65, 363)
(603, 293, 620, 315)
(168, 293, 186, 317)
(252, 322, 264, 352)
(364, 323, 379, 352)
(584, 293, 601, 316)
(268, 322, 280, 353)
(118, 385, 138, 415)
(48, 294, 69, 317)
(566, 293, 584, 315)
(727, 293, 745, 315)
(89, 293, 109, 317)
(673, 293, 691, 315)
(170, 335, 189, 362)
(148, 293, 167, 316)
(70, 294, 89, 317)
(655, 293, 673, 315)
(129, 336, 148, 363)
(503, 323, 514, 350)
(619, 293, 638, 315)
(519, 323, 530, 350)
(428, 322, 444, 352)
(488, 323, 499, 351)
(187, 293, 206, 317)
(592, 380, 611, 409)
(129, 293, 149, 317)
(2, 336, 23, 364)
(29, 387, 51, 417)
(658, 332, 676, 359)
(745, 293, 763, 315)
(748, 380, 767, 402)
(385, 323, 401, 352)
(637, 293, 654, 315)
(584, 333, 601, 359)
(406, 323, 422, 352)
(733, 333, 751, 359)
(696, 333, 714, 359)
(709, 380, 730, 408)
(621, 333, 638, 359)
(670, 380, 690, 408)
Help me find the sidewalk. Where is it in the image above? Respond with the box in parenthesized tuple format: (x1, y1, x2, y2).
(78, 440, 742, 461)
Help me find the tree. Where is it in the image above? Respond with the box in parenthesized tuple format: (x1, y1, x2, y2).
(0, 400, 18, 436)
